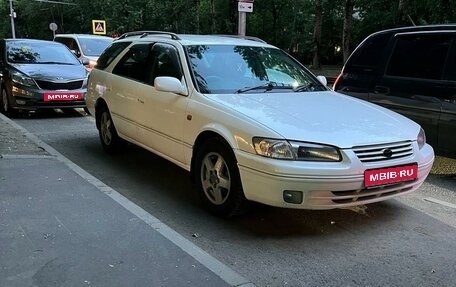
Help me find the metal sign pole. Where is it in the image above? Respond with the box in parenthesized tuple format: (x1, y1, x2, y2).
(9, 0, 16, 38)
(238, 12, 246, 36)
(237, 1, 253, 36)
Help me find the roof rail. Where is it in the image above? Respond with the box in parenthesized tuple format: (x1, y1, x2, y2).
(117, 31, 181, 40)
(214, 34, 267, 43)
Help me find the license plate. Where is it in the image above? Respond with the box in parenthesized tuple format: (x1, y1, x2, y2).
(44, 92, 83, 101)
(364, 163, 418, 187)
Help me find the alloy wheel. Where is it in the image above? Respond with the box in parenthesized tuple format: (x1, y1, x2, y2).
(100, 112, 112, 146)
(200, 152, 231, 205)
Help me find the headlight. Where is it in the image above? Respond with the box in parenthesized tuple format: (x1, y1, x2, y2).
(253, 138, 293, 159)
(253, 137, 341, 161)
(11, 73, 37, 87)
(417, 128, 426, 149)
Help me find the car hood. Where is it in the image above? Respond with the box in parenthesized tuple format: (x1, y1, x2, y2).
(209, 91, 420, 148)
(11, 63, 87, 80)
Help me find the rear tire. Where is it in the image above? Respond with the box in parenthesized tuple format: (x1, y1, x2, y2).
(1, 88, 18, 118)
(97, 105, 125, 154)
(194, 137, 249, 217)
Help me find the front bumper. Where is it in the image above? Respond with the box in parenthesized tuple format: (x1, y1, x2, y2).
(10, 85, 87, 110)
(235, 143, 434, 209)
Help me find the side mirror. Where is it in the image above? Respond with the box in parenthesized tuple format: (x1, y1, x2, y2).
(154, 77, 188, 96)
(317, 75, 327, 87)
(80, 57, 90, 66)
(70, 49, 81, 57)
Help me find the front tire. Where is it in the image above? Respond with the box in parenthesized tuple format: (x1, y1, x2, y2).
(1, 88, 18, 118)
(195, 137, 248, 217)
(97, 105, 125, 154)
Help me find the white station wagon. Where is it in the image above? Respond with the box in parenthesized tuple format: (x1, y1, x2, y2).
(86, 31, 434, 217)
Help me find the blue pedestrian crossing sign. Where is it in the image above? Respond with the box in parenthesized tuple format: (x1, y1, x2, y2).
(92, 20, 106, 35)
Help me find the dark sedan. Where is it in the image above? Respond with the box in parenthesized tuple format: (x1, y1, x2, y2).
(0, 39, 88, 117)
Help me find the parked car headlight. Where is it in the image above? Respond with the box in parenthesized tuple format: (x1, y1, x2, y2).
(11, 73, 37, 87)
(253, 137, 341, 161)
(417, 128, 426, 149)
(253, 138, 293, 159)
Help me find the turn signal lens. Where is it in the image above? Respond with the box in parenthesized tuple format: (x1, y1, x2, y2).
(417, 128, 426, 149)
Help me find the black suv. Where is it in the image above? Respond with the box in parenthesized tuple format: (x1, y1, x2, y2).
(333, 25, 456, 158)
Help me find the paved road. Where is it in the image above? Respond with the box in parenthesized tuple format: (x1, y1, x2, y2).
(11, 109, 456, 287)
(1, 113, 252, 287)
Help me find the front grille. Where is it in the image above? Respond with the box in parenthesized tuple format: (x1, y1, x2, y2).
(36, 80, 84, 90)
(352, 141, 413, 163)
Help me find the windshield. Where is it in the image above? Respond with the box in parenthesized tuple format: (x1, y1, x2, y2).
(7, 40, 81, 65)
(78, 37, 113, 57)
(186, 45, 325, 94)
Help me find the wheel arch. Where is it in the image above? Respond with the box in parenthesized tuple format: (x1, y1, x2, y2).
(190, 130, 237, 183)
(94, 97, 108, 130)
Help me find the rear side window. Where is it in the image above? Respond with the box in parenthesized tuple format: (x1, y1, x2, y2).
(112, 43, 152, 82)
(386, 33, 453, 80)
(96, 41, 131, 70)
(55, 37, 81, 56)
(444, 44, 456, 81)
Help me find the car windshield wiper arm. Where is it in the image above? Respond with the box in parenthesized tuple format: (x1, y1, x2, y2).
(235, 82, 293, 94)
(293, 82, 327, 92)
(294, 82, 315, 92)
(38, 61, 74, 65)
(235, 82, 275, 94)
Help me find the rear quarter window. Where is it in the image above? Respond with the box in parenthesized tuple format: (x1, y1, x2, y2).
(96, 41, 131, 70)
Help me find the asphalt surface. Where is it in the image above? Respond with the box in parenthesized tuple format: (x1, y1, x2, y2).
(2, 109, 456, 287)
(0, 112, 253, 287)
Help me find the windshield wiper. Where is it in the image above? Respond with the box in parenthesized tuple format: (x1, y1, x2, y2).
(294, 82, 315, 92)
(235, 82, 293, 94)
(38, 61, 74, 65)
(235, 82, 274, 94)
(293, 82, 327, 92)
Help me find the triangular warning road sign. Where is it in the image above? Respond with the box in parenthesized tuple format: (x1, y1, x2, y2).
(95, 23, 104, 32)
(92, 20, 106, 35)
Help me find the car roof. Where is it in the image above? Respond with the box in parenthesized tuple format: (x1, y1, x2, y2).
(5, 38, 62, 45)
(367, 24, 456, 39)
(115, 31, 276, 48)
(55, 34, 113, 39)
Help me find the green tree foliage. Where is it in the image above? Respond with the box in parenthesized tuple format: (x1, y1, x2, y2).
(1, 0, 455, 65)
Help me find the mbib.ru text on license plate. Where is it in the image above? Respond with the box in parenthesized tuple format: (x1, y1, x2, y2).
(44, 92, 83, 101)
(364, 163, 418, 187)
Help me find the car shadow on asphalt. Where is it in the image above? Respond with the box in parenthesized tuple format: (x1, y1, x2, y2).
(44, 118, 448, 240)
(14, 108, 87, 119)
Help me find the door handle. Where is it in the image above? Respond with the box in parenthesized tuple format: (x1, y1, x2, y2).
(374, 85, 390, 94)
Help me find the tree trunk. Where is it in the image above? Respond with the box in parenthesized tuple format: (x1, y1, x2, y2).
(312, 0, 323, 69)
(441, 0, 451, 22)
(195, 0, 200, 34)
(342, 0, 353, 63)
(229, 0, 238, 34)
(397, 0, 411, 25)
(272, 1, 278, 44)
(211, 0, 216, 33)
